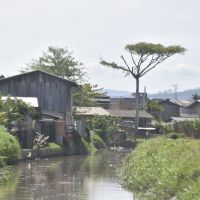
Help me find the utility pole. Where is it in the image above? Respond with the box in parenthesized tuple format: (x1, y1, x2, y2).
(172, 84, 179, 100)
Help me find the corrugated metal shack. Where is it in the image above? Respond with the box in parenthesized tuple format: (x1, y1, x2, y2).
(0, 70, 78, 148)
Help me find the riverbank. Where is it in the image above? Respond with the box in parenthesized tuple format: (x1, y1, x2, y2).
(121, 137, 200, 200)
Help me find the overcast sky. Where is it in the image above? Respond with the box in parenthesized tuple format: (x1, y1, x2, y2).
(0, 0, 200, 93)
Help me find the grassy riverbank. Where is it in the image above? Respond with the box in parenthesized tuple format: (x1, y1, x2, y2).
(121, 137, 200, 200)
(0, 126, 21, 182)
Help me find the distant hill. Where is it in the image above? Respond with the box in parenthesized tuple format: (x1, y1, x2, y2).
(149, 88, 200, 100)
(104, 88, 200, 100)
(103, 89, 131, 97)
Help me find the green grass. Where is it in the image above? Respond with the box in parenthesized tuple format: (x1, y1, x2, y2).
(120, 137, 200, 200)
(47, 142, 62, 150)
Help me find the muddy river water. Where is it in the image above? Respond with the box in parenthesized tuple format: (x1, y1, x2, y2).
(0, 150, 134, 200)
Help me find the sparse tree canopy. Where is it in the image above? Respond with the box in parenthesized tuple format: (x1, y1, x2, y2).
(21, 46, 85, 83)
(101, 42, 186, 79)
(101, 42, 186, 137)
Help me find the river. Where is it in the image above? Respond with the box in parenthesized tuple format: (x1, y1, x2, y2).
(0, 150, 134, 200)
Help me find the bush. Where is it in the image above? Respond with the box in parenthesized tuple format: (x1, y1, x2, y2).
(168, 132, 180, 140)
(120, 137, 200, 200)
(0, 126, 20, 166)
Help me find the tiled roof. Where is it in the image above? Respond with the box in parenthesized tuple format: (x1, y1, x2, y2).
(107, 109, 154, 119)
(74, 107, 110, 116)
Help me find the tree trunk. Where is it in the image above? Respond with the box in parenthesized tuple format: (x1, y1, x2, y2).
(134, 77, 139, 142)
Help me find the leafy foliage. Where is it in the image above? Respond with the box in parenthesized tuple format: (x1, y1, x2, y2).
(155, 122, 174, 135)
(0, 126, 20, 167)
(73, 83, 104, 107)
(121, 137, 200, 200)
(192, 93, 200, 100)
(175, 119, 200, 138)
(147, 100, 163, 120)
(21, 46, 104, 107)
(21, 46, 85, 83)
(0, 96, 37, 128)
(87, 116, 121, 143)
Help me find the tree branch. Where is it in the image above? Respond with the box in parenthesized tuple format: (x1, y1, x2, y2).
(130, 52, 137, 67)
(140, 54, 173, 77)
(120, 55, 137, 78)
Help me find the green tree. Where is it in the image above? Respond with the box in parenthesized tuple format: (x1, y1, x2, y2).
(21, 46, 103, 107)
(87, 115, 121, 143)
(101, 42, 186, 138)
(147, 100, 163, 121)
(21, 46, 85, 83)
(192, 93, 200, 100)
(73, 83, 104, 107)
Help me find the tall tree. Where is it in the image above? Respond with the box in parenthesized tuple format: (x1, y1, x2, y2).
(21, 46, 103, 107)
(21, 46, 85, 83)
(101, 42, 186, 138)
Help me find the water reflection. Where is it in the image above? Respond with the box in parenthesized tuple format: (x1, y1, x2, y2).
(0, 151, 133, 200)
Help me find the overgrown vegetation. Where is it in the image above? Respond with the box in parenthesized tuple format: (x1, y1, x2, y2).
(73, 83, 104, 107)
(121, 137, 200, 200)
(0, 126, 20, 167)
(0, 96, 37, 129)
(0, 126, 21, 182)
(174, 119, 200, 138)
(146, 100, 163, 121)
(87, 115, 121, 144)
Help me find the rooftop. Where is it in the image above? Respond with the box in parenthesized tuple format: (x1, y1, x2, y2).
(0, 70, 78, 86)
(74, 107, 110, 116)
(107, 109, 154, 119)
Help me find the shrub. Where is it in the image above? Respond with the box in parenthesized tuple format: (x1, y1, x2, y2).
(120, 137, 200, 200)
(168, 132, 180, 140)
(0, 126, 20, 166)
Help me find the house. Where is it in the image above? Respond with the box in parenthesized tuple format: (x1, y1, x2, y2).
(186, 100, 200, 116)
(74, 107, 110, 137)
(0, 70, 78, 147)
(0, 70, 77, 124)
(173, 99, 195, 116)
(107, 109, 154, 137)
(107, 109, 153, 128)
(94, 94, 111, 109)
(110, 92, 147, 110)
(156, 99, 181, 121)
